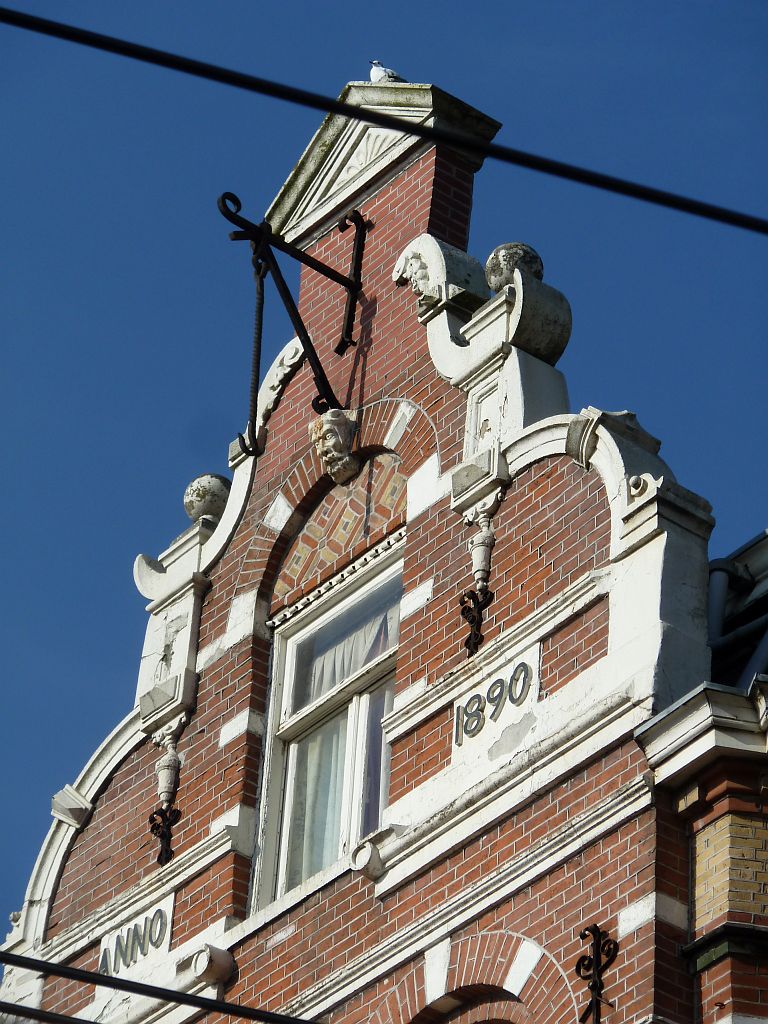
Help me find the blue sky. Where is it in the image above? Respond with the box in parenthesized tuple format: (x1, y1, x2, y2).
(1, 1, 766, 935)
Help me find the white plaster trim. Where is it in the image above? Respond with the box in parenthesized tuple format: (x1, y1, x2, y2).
(635, 683, 764, 785)
(400, 578, 434, 620)
(616, 891, 688, 940)
(423, 937, 451, 1003)
(269, 528, 406, 627)
(386, 568, 610, 743)
(657, 893, 689, 931)
(503, 938, 543, 996)
(263, 492, 294, 535)
(200, 455, 256, 573)
(265, 924, 297, 950)
(82, 911, 241, 1024)
(265, 777, 650, 1019)
(218, 711, 264, 748)
(197, 588, 259, 672)
(384, 401, 417, 450)
(406, 455, 451, 522)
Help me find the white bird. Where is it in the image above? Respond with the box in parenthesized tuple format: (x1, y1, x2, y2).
(370, 60, 406, 83)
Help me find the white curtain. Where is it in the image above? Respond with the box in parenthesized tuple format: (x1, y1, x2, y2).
(285, 711, 347, 888)
(306, 604, 399, 703)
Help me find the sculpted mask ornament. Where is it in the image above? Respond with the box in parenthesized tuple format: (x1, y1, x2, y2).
(309, 410, 360, 484)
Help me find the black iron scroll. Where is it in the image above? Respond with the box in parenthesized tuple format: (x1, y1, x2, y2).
(575, 924, 619, 1024)
(149, 806, 181, 866)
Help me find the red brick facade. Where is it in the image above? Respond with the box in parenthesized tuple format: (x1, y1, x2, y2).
(4, 81, 760, 1024)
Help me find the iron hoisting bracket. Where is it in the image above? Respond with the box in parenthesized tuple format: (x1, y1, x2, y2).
(218, 192, 371, 429)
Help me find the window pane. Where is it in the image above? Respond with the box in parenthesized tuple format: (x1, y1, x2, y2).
(362, 681, 395, 837)
(284, 710, 347, 890)
(292, 574, 402, 712)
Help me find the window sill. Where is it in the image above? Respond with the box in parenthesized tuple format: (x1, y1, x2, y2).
(251, 858, 350, 925)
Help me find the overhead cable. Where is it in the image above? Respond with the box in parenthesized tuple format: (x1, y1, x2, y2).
(0, 949, 313, 1024)
(0, 4, 767, 236)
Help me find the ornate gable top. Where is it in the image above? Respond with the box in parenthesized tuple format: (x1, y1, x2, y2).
(266, 82, 501, 245)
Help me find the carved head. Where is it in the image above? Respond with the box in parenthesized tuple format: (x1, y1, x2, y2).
(309, 410, 360, 484)
(485, 243, 544, 293)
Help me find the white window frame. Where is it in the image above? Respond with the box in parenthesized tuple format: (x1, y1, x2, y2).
(253, 544, 403, 909)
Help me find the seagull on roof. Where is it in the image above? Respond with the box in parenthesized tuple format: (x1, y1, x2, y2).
(370, 60, 406, 83)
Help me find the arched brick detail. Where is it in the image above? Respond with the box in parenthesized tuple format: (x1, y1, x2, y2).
(231, 396, 440, 603)
(368, 961, 425, 1024)
(447, 932, 578, 1024)
(368, 932, 577, 1024)
(439, 995, 532, 1024)
(355, 397, 441, 478)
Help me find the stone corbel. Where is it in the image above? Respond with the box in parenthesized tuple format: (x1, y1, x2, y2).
(393, 234, 489, 383)
(191, 945, 236, 986)
(51, 784, 93, 829)
(459, 489, 505, 656)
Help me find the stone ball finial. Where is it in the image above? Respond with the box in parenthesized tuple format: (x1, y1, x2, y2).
(485, 243, 544, 293)
(183, 474, 231, 523)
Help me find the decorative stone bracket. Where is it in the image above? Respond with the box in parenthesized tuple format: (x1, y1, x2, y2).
(392, 233, 489, 384)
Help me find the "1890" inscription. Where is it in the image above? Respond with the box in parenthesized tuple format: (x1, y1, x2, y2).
(454, 662, 532, 746)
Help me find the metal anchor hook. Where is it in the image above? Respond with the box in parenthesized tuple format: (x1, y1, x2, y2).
(218, 191, 372, 438)
(237, 256, 269, 457)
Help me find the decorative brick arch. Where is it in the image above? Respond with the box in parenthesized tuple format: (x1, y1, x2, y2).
(232, 396, 440, 602)
(367, 932, 577, 1024)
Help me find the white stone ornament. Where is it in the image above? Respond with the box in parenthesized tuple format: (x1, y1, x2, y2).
(463, 489, 504, 596)
(152, 713, 187, 808)
(183, 474, 231, 523)
(192, 944, 236, 985)
(485, 243, 544, 292)
(309, 409, 361, 484)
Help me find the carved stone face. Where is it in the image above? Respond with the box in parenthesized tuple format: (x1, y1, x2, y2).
(309, 410, 360, 484)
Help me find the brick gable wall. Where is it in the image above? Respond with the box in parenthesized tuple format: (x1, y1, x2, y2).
(28, 104, 718, 1024)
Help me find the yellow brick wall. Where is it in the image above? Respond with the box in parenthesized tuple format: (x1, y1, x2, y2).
(694, 812, 768, 928)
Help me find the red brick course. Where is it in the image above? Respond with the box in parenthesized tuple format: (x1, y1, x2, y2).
(540, 596, 609, 696)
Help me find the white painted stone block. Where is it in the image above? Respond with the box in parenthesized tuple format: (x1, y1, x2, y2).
(401, 578, 433, 619)
(504, 938, 542, 996)
(407, 455, 450, 522)
(423, 937, 451, 1003)
(263, 492, 294, 534)
(218, 710, 264, 748)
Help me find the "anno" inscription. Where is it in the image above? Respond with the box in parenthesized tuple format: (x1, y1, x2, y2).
(99, 907, 168, 976)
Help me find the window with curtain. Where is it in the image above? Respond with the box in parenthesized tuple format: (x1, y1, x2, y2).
(273, 567, 402, 895)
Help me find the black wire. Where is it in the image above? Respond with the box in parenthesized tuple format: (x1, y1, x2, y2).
(0, 950, 313, 1024)
(1, 4, 766, 236)
(0, 1000, 93, 1024)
